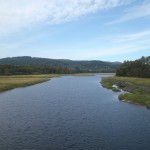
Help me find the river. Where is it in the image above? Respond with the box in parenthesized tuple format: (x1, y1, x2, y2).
(0, 74, 150, 150)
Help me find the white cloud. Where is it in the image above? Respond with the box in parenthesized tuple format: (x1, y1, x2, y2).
(108, 1, 150, 25)
(0, 0, 131, 34)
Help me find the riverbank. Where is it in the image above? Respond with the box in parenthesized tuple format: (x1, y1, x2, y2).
(0, 74, 61, 92)
(0, 73, 103, 93)
(101, 76, 150, 108)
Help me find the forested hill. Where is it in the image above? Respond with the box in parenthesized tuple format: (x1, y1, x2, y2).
(0, 56, 120, 75)
(0, 56, 120, 67)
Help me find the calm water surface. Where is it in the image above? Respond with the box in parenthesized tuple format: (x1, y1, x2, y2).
(0, 75, 150, 150)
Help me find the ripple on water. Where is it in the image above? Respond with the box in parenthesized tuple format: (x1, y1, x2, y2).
(0, 75, 150, 150)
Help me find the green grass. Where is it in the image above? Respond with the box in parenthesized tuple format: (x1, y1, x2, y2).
(101, 76, 150, 109)
(101, 77, 121, 92)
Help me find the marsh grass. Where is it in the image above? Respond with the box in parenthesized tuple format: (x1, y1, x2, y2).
(101, 77, 121, 92)
(101, 76, 150, 108)
(0, 73, 100, 92)
(0, 74, 61, 92)
(70, 73, 113, 76)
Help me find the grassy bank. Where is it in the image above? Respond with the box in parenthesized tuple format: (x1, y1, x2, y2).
(71, 73, 114, 76)
(0, 73, 101, 93)
(0, 74, 61, 92)
(101, 76, 150, 108)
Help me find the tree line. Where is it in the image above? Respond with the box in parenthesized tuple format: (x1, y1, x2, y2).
(116, 56, 150, 78)
(0, 64, 115, 76)
(0, 56, 118, 73)
(0, 65, 73, 75)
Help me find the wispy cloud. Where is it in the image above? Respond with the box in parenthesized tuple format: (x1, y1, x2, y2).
(108, 1, 150, 25)
(77, 46, 141, 59)
(0, 0, 131, 34)
(74, 29, 150, 59)
(0, 29, 149, 60)
(36, 28, 150, 59)
(102, 30, 150, 43)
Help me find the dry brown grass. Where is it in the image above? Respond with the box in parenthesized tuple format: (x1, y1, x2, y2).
(0, 74, 60, 92)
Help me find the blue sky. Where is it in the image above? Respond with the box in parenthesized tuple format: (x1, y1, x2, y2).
(0, 0, 150, 62)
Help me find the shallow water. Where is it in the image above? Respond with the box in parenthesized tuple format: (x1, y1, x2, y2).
(0, 75, 150, 150)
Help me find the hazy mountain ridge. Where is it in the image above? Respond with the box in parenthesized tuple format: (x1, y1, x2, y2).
(0, 56, 121, 74)
(0, 56, 120, 66)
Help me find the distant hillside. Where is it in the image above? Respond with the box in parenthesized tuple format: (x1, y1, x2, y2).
(0, 56, 121, 74)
